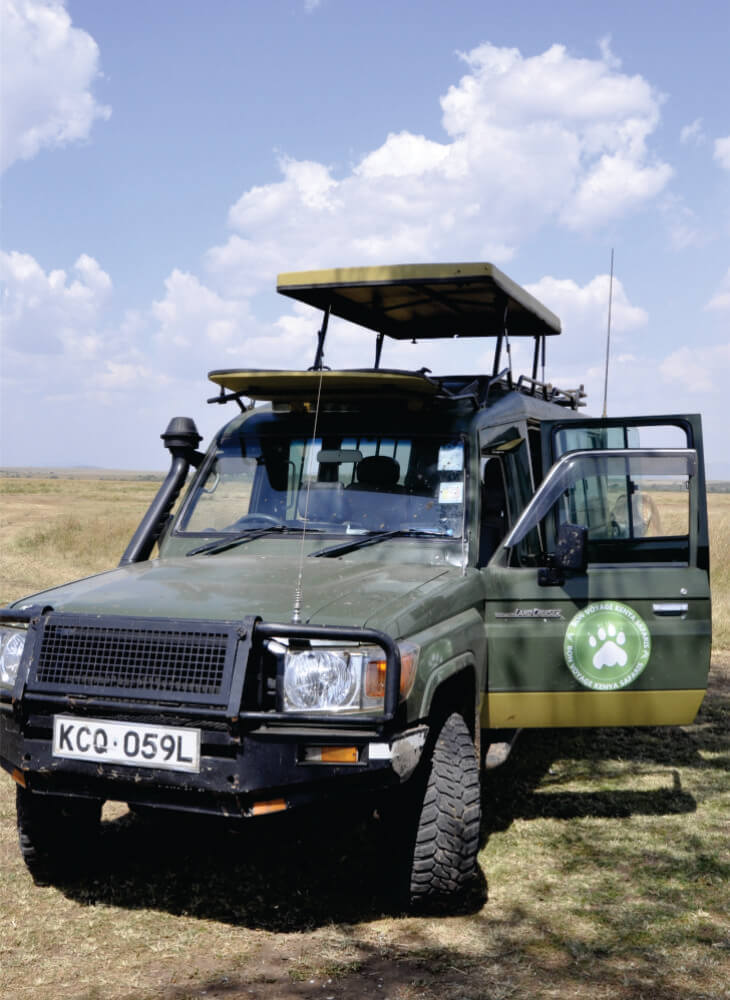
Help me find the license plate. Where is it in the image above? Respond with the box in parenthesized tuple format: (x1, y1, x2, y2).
(52, 715, 201, 773)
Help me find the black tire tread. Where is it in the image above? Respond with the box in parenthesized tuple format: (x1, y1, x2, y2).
(409, 712, 481, 906)
(16, 786, 101, 882)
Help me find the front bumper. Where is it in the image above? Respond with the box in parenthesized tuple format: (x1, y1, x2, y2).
(0, 607, 412, 817)
(0, 712, 405, 816)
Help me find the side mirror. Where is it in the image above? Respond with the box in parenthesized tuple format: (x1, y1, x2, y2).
(538, 523, 587, 586)
(555, 522, 587, 572)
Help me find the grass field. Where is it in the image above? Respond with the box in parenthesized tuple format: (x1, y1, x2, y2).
(0, 477, 728, 1000)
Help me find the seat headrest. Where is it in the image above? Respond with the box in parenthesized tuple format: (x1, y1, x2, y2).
(355, 455, 401, 488)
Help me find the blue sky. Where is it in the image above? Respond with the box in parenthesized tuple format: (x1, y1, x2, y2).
(2, 0, 729, 476)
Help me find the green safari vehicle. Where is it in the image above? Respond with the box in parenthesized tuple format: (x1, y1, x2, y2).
(0, 263, 712, 907)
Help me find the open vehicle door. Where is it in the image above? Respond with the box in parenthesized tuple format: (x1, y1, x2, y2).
(481, 415, 711, 728)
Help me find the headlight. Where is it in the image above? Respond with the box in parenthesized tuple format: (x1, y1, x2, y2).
(280, 640, 418, 713)
(0, 627, 27, 691)
(283, 649, 360, 710)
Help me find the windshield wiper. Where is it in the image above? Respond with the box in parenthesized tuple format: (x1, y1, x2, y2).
(309, 527, 446, 559)
(185, 524, 321, 556)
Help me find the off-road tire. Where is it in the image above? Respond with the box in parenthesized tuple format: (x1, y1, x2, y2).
(16, 786, 102, 883)
(408, 712, 481, 909)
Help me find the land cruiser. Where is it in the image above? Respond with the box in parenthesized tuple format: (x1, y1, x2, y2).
(0, 263, 712, 907)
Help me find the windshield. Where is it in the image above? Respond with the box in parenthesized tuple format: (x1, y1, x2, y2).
(176, 430, 466, 540)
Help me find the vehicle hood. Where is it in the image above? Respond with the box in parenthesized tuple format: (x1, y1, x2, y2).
(11, 554, 462, 632)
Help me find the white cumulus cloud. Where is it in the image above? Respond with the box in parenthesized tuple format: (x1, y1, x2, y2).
(680, 118, 705, 145)
(0, 249, 112, 355)
(706, 267, 730, 311)
(207, 40, 671, 301)
(1, 36, 695, 466)
(660, 344, 730, 393)
(0, 0, 110, 172)
(525, 274, 647, 339)
(713, 136, 730, 171)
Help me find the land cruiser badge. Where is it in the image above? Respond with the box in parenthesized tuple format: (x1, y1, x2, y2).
(564, 601, 651, 691)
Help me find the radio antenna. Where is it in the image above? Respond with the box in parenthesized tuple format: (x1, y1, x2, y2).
(601, 248, 615, 419)
(291, 349, 326, 624)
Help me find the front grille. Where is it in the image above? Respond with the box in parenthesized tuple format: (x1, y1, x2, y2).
(27, 614, 241, 707)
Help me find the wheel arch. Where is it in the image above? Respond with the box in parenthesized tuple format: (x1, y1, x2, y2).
(417, 654, 479, 739)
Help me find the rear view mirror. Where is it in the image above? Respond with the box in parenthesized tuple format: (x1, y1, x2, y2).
(317, 449, 363, 464)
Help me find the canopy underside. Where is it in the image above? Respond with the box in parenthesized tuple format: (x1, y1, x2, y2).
(276, 262, 560, 339)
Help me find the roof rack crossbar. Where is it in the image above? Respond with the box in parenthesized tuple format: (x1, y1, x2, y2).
(207, 386, 247, 411)
(514, 374, 587, 409)
(482, 367, 512, 406)
(403, 282, 466, 317)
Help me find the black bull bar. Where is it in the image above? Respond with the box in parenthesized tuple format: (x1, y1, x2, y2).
(0, 607, 402, 729)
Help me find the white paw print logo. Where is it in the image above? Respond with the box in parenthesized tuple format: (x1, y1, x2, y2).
(588, 623, 627, 669)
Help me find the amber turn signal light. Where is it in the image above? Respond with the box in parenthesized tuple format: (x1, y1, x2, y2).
(364, 647, 417, 698)
(251, 798, 287, 816)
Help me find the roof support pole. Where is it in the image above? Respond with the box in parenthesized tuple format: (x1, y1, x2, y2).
(492, 294, 511, 377)
(311, 303, 331, 371)
(374, 331, 385, 369)
(531, 335, 540, 381)
(541, 335, 546, 384)
(501, 297, 513, 387)
(492, 335, 503, 376)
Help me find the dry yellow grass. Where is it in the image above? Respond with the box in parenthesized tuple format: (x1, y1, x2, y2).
(0, 477, 159, 605)
(709, 492, 730, 651)
(0, 477, 728, 1000)
(1, 476, 728, 649)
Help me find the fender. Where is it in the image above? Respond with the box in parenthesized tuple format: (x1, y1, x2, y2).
(416, 652, 478, 726)
(405, 607, 485, 722)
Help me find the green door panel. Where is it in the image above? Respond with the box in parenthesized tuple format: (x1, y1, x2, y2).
(481, 422, 711, 729)
(484, 565, 711, 694)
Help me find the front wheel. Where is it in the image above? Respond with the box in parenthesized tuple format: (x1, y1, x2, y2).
(16, 786, 102, 882)
(382, 712, 481, 910)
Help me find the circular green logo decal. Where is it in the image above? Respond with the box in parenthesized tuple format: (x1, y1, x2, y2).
(564, 601, 651, 690)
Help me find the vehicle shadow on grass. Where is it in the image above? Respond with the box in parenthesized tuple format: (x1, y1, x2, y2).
(56, 670, 728, 933)
(56, 801, 487, 930)
(481, 727, 697, 841)
(480, 667, 729, 843)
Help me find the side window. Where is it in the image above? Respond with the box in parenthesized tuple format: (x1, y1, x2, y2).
(552, 422, 688, 458)
(527, 425, 543, 489)
(479, 440, 540, 565)
(559, 466, 609, 536)
(562, 467, 690, 541)
(506, 451, 697, 567)
(479, 457, 508, 566)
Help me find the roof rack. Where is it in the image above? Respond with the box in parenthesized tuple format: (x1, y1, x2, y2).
(434, 372, 586, 409)
(207, 367, 586, 411)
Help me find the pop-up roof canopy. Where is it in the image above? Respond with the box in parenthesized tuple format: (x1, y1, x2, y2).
(207, 263, 582, 410)
(276, 262, 561, 340)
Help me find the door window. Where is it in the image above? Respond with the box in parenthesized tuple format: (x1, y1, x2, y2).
(506, 450, 697, 566)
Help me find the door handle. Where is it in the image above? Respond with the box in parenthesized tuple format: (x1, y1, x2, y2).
(652, 603, 688, 616)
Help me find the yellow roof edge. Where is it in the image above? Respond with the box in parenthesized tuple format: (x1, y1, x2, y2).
(277, 262, 499, 288)
(276, 261, 561, 336)
(208, 368, 442, 399)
